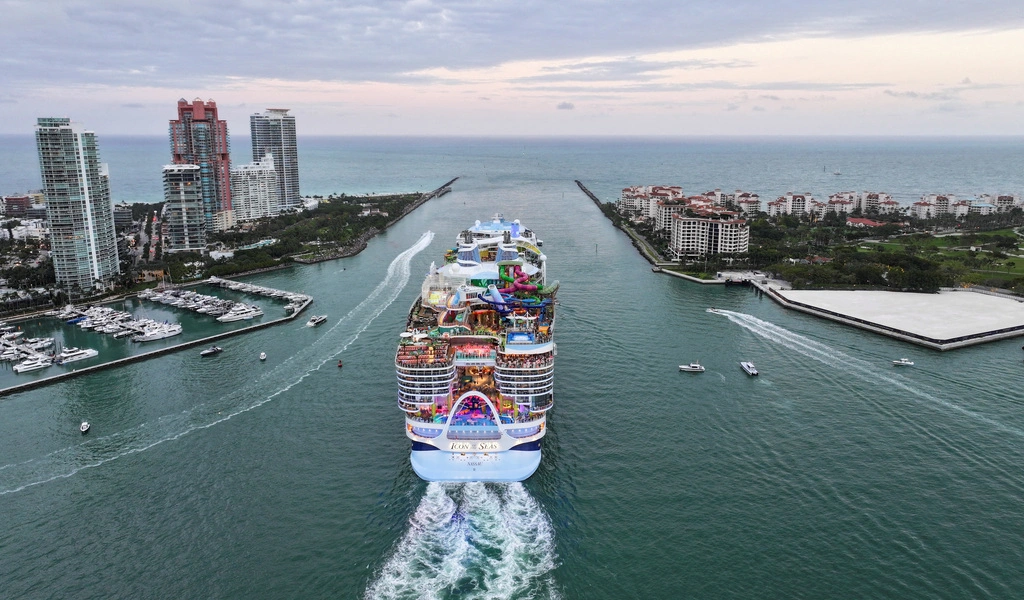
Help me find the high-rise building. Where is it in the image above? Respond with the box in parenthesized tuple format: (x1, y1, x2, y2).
(170, 98, 233, 231)
(230, 153, 279, 223)
(162, 164, 207, 253)
(35, 117, 121, 294)
(250, 108, 299, 211)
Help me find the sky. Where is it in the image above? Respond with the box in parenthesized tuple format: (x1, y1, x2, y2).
(2, 0, 1023, 137)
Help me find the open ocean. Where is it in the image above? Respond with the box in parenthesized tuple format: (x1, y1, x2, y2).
(2, 135, 1024, 599)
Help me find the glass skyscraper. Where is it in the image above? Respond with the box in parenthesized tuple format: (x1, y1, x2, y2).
(35, 117, 120, 294)
(250, 109, 300, 211)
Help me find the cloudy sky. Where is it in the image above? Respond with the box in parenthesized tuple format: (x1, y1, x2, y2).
(2, 0, 1023, 136)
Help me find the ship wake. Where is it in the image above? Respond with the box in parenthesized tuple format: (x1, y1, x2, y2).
(366, 482, 560, 600)
(0, 232, 435, 495)
(713, 309, 1024, 438)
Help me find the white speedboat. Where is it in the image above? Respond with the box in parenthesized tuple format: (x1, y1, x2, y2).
(892, 358, 914, 366)
(259, 352, 267, 361)
(740, 361, 759, 376)
(80, 421, 90, 434)
(306, 315, 328, 327)
(679, 361, 705, 373)
(13, 357, 53, 373)
(200, 346, 223, 357)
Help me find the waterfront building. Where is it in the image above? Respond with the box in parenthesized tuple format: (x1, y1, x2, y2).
(162, 164, 207, 253)
(35, 117, 120, 294)
(910, 201, 935, 219)
(921, 193, 954, 216)
(113, 203, 134, 230)
(250, 108, 300, 211)
(968, 201, 996, 216)
(669, 211, 749, 259)
(230, 153, 280, 223)
(654, 199, 689, 231)
(2, 195, 31, 217)
(735, 191, 762, 214)
(979, 194, 1020, 212)
(767, 192, 814, 217)
(170, 98, 233, 232)
(858, 191, 895, 214)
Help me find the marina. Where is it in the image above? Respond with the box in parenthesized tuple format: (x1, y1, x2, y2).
(0, 277, 312, 396)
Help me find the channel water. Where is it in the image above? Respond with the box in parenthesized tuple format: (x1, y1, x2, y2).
(1, 137, 1024, 598)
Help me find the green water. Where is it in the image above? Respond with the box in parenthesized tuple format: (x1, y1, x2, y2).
(3, 176, 1024, 598)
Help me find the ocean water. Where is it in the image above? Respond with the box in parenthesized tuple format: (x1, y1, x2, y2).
(1, 136, 1024, 599)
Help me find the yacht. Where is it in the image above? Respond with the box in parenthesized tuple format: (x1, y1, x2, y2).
(679, 361, 705, 373)
(80, 421, 90, 434)
(56, 347, 99, 363)
(200, 346, 223, 357)
(306, 315, 328, 327)
(13, 357, 53, 373)
(740, 361, 759, 376)
(892, 358, 914, 366)
(131, 323, 183, 342)
(259, 352, 267, 361)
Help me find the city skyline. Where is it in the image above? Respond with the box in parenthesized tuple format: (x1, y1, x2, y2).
(1, 1, 1022, 137)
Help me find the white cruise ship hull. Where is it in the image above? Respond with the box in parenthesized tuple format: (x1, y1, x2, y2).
(410, 443, 542, 482)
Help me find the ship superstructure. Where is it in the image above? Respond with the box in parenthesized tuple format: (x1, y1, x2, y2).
(396, 215, 558, 481)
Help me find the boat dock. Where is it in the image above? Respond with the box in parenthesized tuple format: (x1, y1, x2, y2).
(0, 280, 313, 397)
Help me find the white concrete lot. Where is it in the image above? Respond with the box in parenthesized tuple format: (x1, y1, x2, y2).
(775, 289, 1024, 340)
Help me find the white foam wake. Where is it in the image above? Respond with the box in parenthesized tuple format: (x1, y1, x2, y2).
(366, 482, 560, 600)
(712, 309, 1024, 438)
(0, 232, 435, 495)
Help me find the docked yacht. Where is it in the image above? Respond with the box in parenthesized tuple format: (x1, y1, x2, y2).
(56, 347, 99, 363)
(131, 323, 183, 342)
(13, 357, 53, 373)
(740, 361, 759, 376)
(679, 361, 706, 372)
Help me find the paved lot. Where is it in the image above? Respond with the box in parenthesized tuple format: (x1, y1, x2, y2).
(775, 289, 1024, 339)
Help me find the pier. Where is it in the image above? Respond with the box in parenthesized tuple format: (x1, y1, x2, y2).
(0, 279, 312, 397)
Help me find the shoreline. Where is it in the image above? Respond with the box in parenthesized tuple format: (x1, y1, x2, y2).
(0, 178, 458, 395)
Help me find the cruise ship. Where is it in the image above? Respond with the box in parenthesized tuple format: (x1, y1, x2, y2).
(396, 215, 558, 481)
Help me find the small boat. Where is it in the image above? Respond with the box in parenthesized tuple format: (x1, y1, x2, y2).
(740, 361, 759, 376)
(259, 352, 267, 361)
(306, 315, 328, 327)
(200, 346, 223, 357)
(338, 360, 343, 368)
(679, 362, 705, 373)
(892, 358, 914, 366)
(80, 421, 90, 434)
(706, 307, 719, 313)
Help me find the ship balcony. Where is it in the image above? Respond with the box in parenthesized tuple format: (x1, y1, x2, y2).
(503, 392, 554, 413)
(495, 356, 553, 370)
(395, 360, 454, 373)
(395, 370, 452, 384)
(398, 382, 452, 397)
(493, 369, 553, 384)
(446, 426, 501, 440)
(495, 378, 553, 392)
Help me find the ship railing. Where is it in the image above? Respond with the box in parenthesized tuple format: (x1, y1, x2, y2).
(493, 370, 553, 383)
(504, 426, 542, 438)
(410, 426, 443, 438)
(446, 426, 501, 440)
(495, 358, 553, 370)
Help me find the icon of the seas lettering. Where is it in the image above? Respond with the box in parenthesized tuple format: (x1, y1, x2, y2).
(396, 214, 559, 482)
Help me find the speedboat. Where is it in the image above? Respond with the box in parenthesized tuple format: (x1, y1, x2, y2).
(80, 421, 90, 434)
(740, 361, 759, 376)
(200, 346, 223, 357)
(679, 361, 705, 372)
(892, 358, 914, 366)
(259, 352, 267, 361)
(306, 315, 328, 327)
